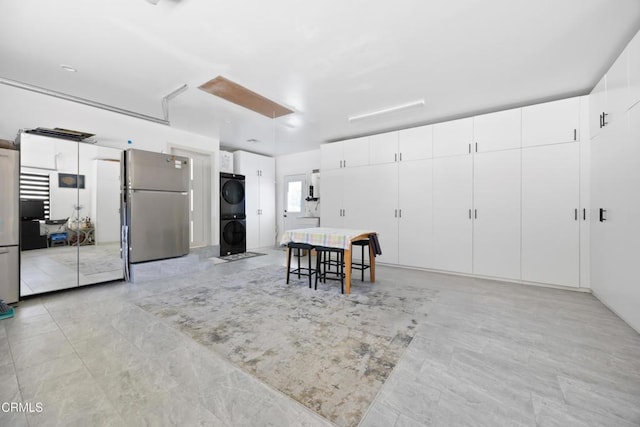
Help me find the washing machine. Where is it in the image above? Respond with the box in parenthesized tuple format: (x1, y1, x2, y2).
(220, 218, 246, 255)
(220, 172, 245, 218)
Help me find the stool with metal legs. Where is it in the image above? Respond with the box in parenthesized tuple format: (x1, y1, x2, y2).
(286, 242, 316, 288)
(350, 238, 371, 281)
(314, 246, 344, 294)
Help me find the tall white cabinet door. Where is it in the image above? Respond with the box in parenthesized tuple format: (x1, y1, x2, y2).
(432, 156, 473, 273)
(398, 159, 433, 269)
(320, 143, 343, 170)
(473, 108, 521, 152)
(361, 163, 399, 264)
(243, 167, 261, 250)
(629, 33, 640, 109)
(433, 117, 473, 158)
(589, 75, 607, 140)
(473, 150, 521, 280)
(606, 49, 629, 127)
(259, 157, 276, 248)
(592, 107, 640, 331)
(342, 166, 370, 231)
(319, 169, 344, 227)
(522, 143, 580, 287)
(369, 131, 398, 165)
(399, 125, 432, 161)
(342, 137, 370, 168)
(522, 97, 580, 147)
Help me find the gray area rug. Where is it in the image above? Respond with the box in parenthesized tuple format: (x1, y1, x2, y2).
(135, 265, 437, 427)
(213, 251, 266, 263)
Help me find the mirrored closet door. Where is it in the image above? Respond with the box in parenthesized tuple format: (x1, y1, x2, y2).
(19, 132, 123, 297)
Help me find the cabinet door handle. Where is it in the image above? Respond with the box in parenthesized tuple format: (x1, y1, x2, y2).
(583, 208, 586, 221)
(474, 209, 477, 219)
(468, 143, 471, 154)
(468, 209, 472, 219)
(574, 208, 578, 221)
(395, 153, 397, 162)
(599, 208, 607, 222)
(394, 209, 397, 218)
(475, 142, 478, 153)
(399, 153, 402, 161)
(573, 129, 577, 141)
(602, 112, 608, 127)
(399, 209, 402, 218)
(343, 160, 346, 168)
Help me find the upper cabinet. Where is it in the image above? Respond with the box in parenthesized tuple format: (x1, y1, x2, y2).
(473, 108, 521, 153)
(630, 32, 640, 109)
(589, 74, 607, 139)
(398, 125, 433, 161)
(433, 117, 474, 158)
(320, 137, 369, 170)
(369, 131, 399, 165)
(521, 97, 580, 147)
(606, 49, 630, 127)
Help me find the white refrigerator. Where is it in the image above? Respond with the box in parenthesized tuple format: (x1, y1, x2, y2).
(0, 147, 19, 303)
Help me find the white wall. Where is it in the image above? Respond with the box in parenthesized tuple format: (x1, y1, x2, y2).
(275, 149, 320, 241)
(0, 84, 221, 246)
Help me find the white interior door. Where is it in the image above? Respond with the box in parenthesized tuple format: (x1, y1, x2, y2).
(283, 174, 306, 232)
(171, 148, 211, 248)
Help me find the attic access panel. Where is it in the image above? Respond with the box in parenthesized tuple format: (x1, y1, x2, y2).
(198, 76, 293, 118)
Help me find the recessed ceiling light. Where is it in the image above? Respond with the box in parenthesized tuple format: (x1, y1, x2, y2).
(60, 64, 77, 73)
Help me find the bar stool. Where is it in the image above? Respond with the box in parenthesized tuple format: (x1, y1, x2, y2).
(314, 246, 344, 294)
(286, 242, 316, 288)
(351, 238, 371, 281)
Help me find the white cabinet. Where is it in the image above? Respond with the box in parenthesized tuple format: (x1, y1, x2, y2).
(522, 97, 580, 147)
(591, 105, 640, 331)
(433, 117, 473, 158)
(606, 48, 629, 127)
(472, 150, 521, 280)
(432, 156, 473, 273)
(319, 167, 368, 229)
(473, 108, 521, 152)
(233, 151, 275, 250)
(521, 143, 580, 287)
(398, 159, 433, 269)
(369, 131, 398, 165)
(320, 137, 369, 170)
(369, 126, 433, 165)
(319, 169, 344, 227)
(360, 164, 399, 264)
(398, 125, 433, 161)
(589, 74, 607, 139)
(629, 32, 640, 109)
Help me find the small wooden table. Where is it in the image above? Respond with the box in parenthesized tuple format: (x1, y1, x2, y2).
(280, 227, 377, 294)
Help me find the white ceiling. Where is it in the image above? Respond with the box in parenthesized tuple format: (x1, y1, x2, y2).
(1, 0, 639, 156)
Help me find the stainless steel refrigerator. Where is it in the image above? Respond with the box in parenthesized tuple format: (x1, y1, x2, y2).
(0, 147, 19, 303)
(121, 149, 190, 266)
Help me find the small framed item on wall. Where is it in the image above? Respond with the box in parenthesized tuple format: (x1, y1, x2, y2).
(58, 173, 85, 189)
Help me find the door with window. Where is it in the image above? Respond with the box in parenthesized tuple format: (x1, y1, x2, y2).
(171, 148, 212, 248)
(283, 174, 306, 232)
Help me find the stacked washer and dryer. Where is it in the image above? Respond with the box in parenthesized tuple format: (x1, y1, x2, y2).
(220, 173, 247, 255)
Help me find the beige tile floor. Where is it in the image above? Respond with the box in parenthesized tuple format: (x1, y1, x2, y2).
(2, 249, 639, 426)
